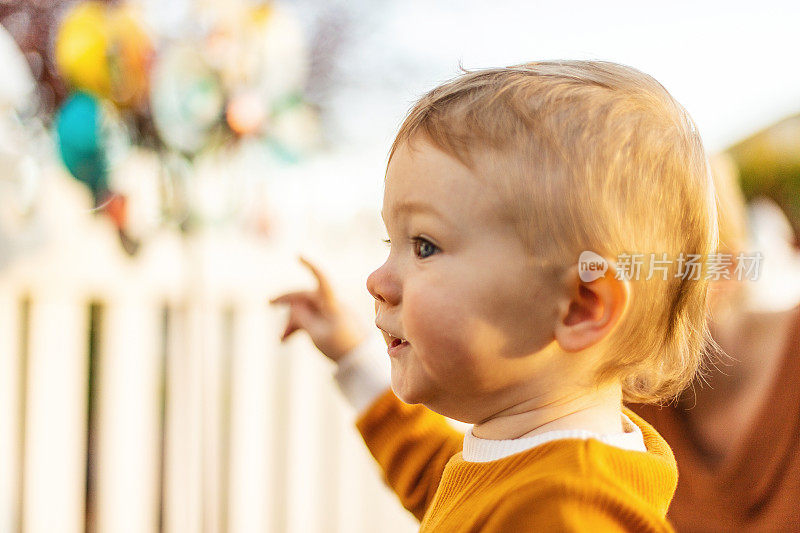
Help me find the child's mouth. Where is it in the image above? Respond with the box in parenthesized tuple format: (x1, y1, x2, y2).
(388, 338, 409, 356)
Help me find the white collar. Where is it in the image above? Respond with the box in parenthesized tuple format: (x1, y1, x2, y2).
(462, 413, 647, 463)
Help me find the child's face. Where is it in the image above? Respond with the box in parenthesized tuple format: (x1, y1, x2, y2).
(368, 137, 561, 421)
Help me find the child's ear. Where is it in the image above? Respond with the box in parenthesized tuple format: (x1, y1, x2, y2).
(553, 262, 629, 353)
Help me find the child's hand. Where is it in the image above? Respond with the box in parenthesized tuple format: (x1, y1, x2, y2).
(269, 256, 368, 362)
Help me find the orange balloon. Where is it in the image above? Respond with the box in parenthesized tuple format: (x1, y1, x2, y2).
(226, 92, 267, 136)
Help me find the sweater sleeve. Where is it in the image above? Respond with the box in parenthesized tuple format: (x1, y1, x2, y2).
(354, 389, 465, 522)
(481, 482, 674, 533)
(333, 335, 392, 413)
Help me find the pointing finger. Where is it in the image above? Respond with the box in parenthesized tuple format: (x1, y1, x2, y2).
(281, 320, 300, 341)
(298, 256, 334, 301)
(270, 291, 314, 306)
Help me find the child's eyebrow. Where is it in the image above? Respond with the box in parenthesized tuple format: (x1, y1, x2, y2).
(381, 201, 452, 226)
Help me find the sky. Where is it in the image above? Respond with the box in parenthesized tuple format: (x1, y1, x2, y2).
(325, 0, 800, 153)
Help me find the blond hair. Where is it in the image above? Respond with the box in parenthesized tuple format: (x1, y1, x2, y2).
(389, 60, 719, 403)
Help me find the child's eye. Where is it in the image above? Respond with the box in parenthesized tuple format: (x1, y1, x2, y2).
(381, 237, 439, 259)
(411, 237, 439, 259)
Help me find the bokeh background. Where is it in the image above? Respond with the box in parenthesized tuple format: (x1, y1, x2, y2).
(1, 1, 800, 532)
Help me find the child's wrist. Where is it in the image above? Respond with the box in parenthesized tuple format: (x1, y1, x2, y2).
(328, 331, 368, 363)
(334, 334, 372, 367)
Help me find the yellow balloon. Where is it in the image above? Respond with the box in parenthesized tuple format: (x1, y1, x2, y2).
(56, 1, 152, 107)
(56, 2, 111, 98)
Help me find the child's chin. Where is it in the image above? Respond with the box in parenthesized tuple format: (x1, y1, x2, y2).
(390, 371, 428, 405)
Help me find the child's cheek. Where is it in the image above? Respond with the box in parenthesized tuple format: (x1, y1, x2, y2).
(402, 283, 476, 380)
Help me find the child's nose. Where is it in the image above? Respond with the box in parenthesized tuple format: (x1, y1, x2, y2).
(367, 263, 400, 306)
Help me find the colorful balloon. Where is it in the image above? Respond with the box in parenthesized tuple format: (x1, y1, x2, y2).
(55, 91, 109, 194)
(226, 91, 267, 136)
(206, 3, 308, 106)
(55, 1, 153, 108)
(0, 24, 36, 111)
(149, 44, 224, 155)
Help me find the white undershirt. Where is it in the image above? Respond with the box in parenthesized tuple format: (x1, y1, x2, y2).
(333, 335, 647, 462)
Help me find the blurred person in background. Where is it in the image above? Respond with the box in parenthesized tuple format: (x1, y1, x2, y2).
(632, 154, 800, 532)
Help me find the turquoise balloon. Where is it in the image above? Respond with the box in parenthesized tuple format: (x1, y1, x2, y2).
(55, 91, 109, 194)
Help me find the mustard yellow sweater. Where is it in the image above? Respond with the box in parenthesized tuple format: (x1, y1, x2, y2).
(356, 389, 677, 531)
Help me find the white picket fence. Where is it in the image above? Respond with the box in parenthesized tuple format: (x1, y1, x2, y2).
(0, 162, 419, 533)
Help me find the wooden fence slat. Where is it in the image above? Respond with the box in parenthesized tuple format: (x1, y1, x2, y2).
(23, 296, 89, 533)
(0, 285, 21, 533)
(200, 301, 226, 533)
(95, 295, 162, 533)
(265, 311, 291, 533)
(284, 341, 334, 533)
(228, 301, 271, 533)
(163, 303, 202, 533)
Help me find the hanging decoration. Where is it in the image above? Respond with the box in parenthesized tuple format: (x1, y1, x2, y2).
(55, 1, 153, 110)
(0, 23, 46, 269)
(1, 0, 322, 259)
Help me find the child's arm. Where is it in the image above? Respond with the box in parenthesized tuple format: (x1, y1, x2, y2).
(354, 387, 464, 521)
(270, 257, 464, 521)
(333, 336, 464, 521)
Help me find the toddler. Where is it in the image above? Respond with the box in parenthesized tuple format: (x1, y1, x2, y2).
(271, 60, 718, 531)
